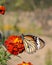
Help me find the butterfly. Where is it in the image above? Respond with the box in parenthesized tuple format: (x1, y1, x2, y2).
(0, 6, 5, 15)
(21, 34, 45, 54)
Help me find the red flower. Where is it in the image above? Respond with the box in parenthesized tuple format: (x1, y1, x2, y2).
(0, 6, 5, 15)
(4, 36, 25, 55)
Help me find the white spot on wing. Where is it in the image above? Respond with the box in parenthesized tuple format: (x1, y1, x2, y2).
(37, 37, 40, 49)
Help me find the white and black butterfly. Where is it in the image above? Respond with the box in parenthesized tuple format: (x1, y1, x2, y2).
(21, 34, 45, 54)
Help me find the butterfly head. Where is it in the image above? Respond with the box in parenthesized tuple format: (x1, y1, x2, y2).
(21, 34, 24, 40)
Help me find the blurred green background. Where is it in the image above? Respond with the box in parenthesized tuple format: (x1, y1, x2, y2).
(0, 0, 52, 65)
(0, 0, 52, 37)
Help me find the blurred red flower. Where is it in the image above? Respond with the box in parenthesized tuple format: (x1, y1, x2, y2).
(4, 35, 25, 55)
(0, 6, 5, 15)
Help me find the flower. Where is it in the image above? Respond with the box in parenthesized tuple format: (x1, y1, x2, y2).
(0, 6, 5, 15)
(4, 35, 25, 55)
(18, 61, 33, 65)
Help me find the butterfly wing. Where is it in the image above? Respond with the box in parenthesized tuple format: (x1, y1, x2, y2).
(39, 37, 45, 49)
(21, 34, 45, 53)
(22, 35, 37, 54)
(33, 36, 45, 50)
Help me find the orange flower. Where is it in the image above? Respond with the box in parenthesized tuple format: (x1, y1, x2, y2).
(18, 61, 33, 65)
(4, 35, 25, 55)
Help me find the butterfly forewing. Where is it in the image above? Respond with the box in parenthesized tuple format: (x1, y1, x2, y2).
(23, 36, 37, 54)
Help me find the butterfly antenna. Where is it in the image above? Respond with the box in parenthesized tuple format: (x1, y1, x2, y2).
(21, 34, 24, 40)
(21, 34, 24, 36)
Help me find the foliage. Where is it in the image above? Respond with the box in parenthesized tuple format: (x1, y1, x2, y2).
(0, 45, 11, 65)
(0, 0, 52, 11)
(0, 0, 6, 5)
